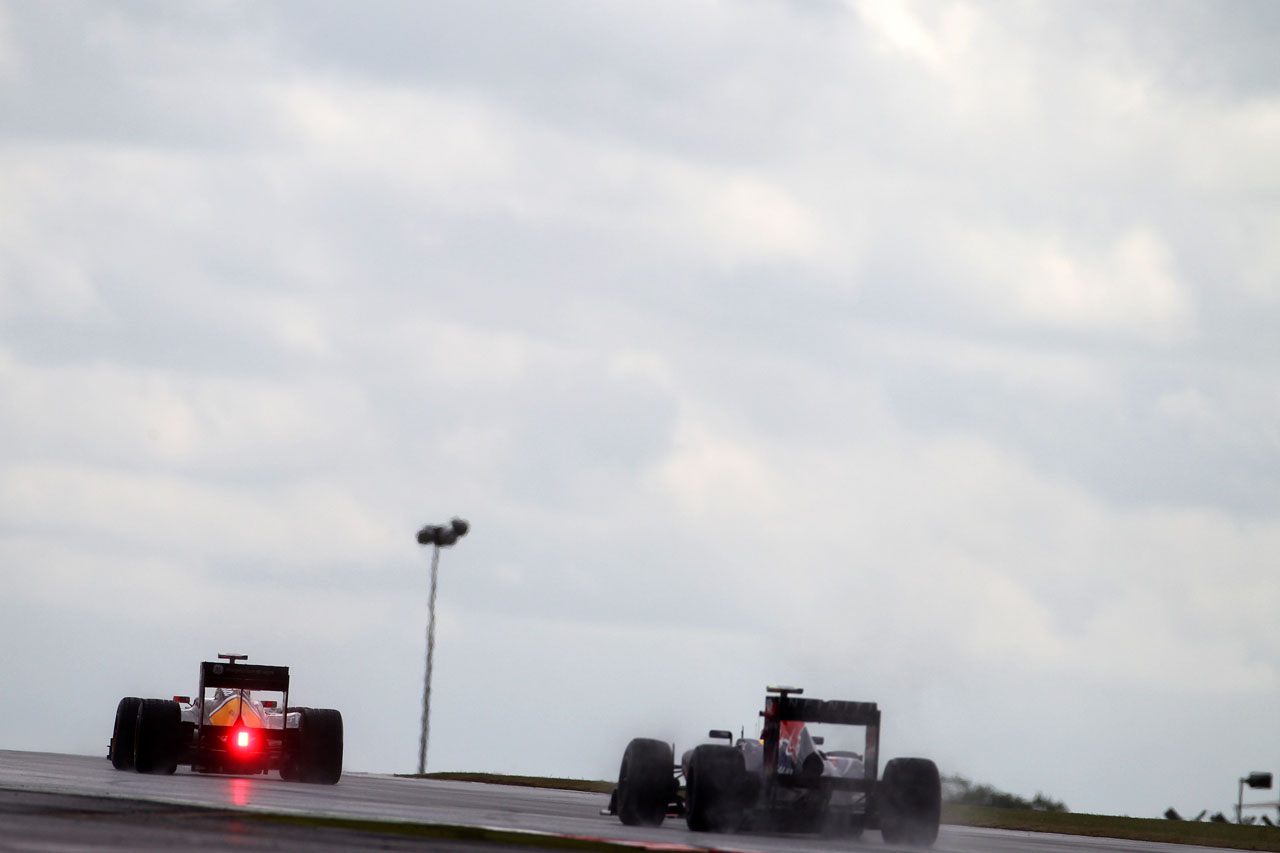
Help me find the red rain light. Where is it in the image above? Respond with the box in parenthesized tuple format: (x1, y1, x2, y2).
(236, 730, 251, 749)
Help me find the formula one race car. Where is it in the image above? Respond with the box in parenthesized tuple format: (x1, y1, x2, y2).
(108, 654, 343, 784)
(604, 686, 941, 846)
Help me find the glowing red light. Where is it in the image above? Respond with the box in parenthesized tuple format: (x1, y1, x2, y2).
(237, 730, 250, 749)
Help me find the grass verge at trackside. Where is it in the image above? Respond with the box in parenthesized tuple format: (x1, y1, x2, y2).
(401, 773, 1280, 851)
(944, 805, 1280, 851)
(399, 772, 615, 794)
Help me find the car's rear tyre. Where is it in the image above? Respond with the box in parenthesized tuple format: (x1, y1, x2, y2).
(685, 743, 745, 833)
(296, 708, 343, 784)
(133, 699, 181, 774)
(110, 697, 142, 770)
(278, 707, 310, 781)
(878, 757, 941, 847)
(616, 738, 672, 826)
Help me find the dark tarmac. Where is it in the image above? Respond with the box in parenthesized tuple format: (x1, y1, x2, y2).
(0, 788, 545, 852)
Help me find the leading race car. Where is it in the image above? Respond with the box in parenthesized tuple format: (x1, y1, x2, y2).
(108, 653, 343, 784)
(604, 686, 941, 846)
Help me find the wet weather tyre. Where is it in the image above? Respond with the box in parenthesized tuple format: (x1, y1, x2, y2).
(133, 699, 181, 774)
(110, 697, 142, 770)
(297, 708, 343, 784)
(616, 738, 672, 827)
(878, 757, 941, 847)
(685, 744, 745, 833)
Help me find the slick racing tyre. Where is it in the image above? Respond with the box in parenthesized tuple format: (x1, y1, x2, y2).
(616, 738, 672, 827)
(878, 757, 941, 847)
(685, 744, 745, 833)
(110, 697, 142, 770)
(133, 699, 181, 774)
(296, 708, 343, 784)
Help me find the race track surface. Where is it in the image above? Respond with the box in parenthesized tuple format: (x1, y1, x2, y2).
(0, 751, 1229, 852)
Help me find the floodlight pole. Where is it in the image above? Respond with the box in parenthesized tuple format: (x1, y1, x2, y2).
(1236, 772, 1274, 824)
(418, 542, 441, 776)
(415, 518, 469, 776)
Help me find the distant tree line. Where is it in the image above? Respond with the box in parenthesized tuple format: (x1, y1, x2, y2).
(942, 774, 1069, 813)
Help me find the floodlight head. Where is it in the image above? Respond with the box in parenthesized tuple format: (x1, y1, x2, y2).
(1246, 772, 1273, 789)
(416, 518, 470, 547)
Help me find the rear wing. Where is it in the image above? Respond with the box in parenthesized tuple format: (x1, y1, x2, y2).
(772, 696, 880, 727)
(194, 655, 292, 742)
(200, 661, 290, 693)
(761, 688, 881, 783)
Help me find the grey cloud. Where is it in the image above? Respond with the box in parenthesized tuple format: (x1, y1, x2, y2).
(1, 3, 286, 148)
(3, 0, 1279, 821)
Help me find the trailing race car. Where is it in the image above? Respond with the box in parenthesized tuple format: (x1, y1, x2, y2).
(604, 686, 941, 846)
(108, 653, 343, 784)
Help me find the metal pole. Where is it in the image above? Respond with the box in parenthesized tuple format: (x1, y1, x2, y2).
(418, 544, 441, 775)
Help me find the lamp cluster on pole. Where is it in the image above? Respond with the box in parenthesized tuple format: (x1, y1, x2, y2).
(1237, 771, 1273, 824)
(415, 517, 469, 775)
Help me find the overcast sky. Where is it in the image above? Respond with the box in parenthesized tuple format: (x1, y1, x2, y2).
(2, 0, 1279, 820)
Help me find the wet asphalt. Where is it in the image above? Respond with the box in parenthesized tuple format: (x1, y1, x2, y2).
(0, 751, 1241, 853)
